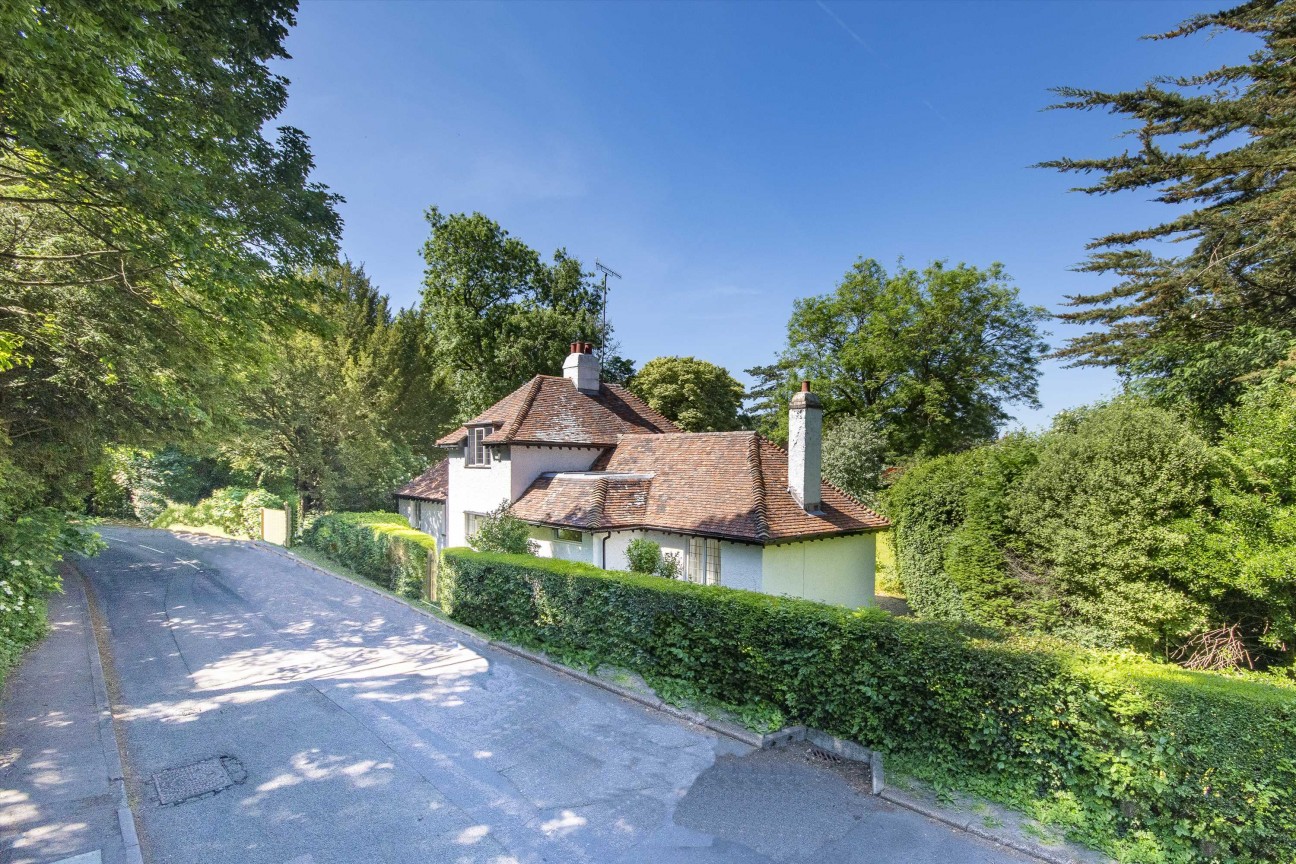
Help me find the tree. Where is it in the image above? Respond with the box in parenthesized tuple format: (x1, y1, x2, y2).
(221, 261, 452, 511)
(419, 208, 630, 418)
(1, 0, 341, 505)
(0, 1, 338, 679)
(629, 356, 745, 432)
(821, 415, 888, 506)
(1043, 0, 1296, 417)
(777, 259, 1048, 458)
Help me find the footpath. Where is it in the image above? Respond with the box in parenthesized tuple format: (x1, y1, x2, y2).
(0, 567, 142, 864)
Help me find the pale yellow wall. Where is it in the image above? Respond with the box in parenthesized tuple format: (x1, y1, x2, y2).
(760, 533, 876, 608)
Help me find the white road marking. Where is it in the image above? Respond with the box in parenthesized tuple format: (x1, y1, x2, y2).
(137, 544, 164, 553)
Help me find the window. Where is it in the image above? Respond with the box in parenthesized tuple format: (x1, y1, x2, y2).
(465, 512, 486, 540)
(414, 500, 423, 522)
(466, 426, 491, 467)
(553, 527, 583, 543)
(687, 537, 721, 585)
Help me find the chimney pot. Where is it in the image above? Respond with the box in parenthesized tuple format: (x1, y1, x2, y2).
(564, 341, 601, 393)
(801, 380, 811, 393)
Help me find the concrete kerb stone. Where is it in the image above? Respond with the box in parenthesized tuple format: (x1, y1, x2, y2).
(877, 788, 1082, 864)
(71, 562, 146, 864)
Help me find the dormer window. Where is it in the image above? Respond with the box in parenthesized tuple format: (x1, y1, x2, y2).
(467, 426, 492, 467)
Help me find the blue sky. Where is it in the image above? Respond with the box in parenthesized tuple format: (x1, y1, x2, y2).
(273, 0, 1249, 429)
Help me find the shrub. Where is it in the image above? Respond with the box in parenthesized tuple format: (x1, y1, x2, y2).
(303, 511, 436, 599)
(469, 500, 536, 555)
(151, 486, 286, 540)
(625, 538, 662, 574)
(439, 547, 1296, 863)
(0, 456, 103, 686)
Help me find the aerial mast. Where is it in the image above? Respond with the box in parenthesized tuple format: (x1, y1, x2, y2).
(593, 259, 621, 365)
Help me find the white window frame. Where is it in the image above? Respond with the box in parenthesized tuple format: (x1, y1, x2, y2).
(553, 527, 583, 543)
(687, 537, 721, 585)
(465, 511, 487, 541)
(466, 426, 492, 467)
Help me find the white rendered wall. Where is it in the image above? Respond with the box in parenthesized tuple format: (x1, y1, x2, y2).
(508, 445, 603, 501)
(720, 542, 763, 592)
(396, 497, 446, 548)
(761, 534, 876, 608)
(528, 525, 597, 563)
(601, 529, 689, 573)
(447, 444, 603, 549)
(446, 445, 512, 548)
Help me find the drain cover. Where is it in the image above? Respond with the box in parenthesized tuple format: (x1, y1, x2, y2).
(807, 745, 843, 764)
(153, 756, 244, 805)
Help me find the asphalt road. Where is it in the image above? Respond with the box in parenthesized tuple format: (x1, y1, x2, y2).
(76, 527, 1030, 864)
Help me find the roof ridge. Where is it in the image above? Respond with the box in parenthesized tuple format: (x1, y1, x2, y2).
(500, 376, 544, 442)
(747, 432, 771, 543)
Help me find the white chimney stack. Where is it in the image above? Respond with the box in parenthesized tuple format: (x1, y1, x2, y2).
(563, 341, 600, 394)
(788, 381, 822, 513)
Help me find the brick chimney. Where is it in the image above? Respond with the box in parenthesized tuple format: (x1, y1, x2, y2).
(563, 340, 600, 394)
(788, 381, 822, 512)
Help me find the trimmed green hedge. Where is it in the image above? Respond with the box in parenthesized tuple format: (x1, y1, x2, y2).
(440, 547, 1296, 864)
(303, 512, 435, 599)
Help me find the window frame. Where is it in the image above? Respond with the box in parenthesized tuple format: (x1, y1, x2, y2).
(553, 527, 583, 543)
(414, 499, 423, 522)
(687, 537, 721, 585)
(466, 426, 492, 467)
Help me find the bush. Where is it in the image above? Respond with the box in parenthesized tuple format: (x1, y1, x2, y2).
(152, 486, 286, 540)
(0, 456, 103, 686)
(302, 511, 436, 599)
(439, 547, 1296, 863)
(625, 538, 662, 573)
(469, 500, 536, 555)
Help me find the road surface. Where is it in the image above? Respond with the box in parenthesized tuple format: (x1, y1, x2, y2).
(66, 527, 1029, 864)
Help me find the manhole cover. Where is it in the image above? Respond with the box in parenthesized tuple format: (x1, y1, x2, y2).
(153, 756, 245, 805)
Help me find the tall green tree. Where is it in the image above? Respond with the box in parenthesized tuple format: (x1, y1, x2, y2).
(0, 0, 341, 503)
(629, 356, 745, 432)
(0, 0, 338, 682)
(776, 259, 1048, 458)
(419, 208, 627, 418)
(1044, 0, 1296, 417)
(222, 262, 453, 511)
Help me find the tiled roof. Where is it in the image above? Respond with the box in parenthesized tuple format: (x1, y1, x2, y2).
(435, 376, 679, 448)
(393, 458, 449, 501)
(510, 432, 889, 544)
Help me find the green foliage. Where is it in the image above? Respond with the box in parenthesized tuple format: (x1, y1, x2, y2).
(468, 501, 537, 556)
(773, 259, 1048, 458)
(625, 538, 663, 574)
(440, 547, 1296, 863)
(1044, 1, 1296, 415)
(629, 356, 745, 432)
(420, 208, 631, 419)
(302, 512, 436, 599)
(93, 446, 234, 522)
(219, 261, 447, 512)
(890, 395, 1296, 668)
(1, 0, 340, 510)
(821, 414, 888, 507)
(0, 454, 103, 687)
(153, 487, 286, 541)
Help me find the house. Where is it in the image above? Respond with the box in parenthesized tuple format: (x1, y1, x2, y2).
(394, 342, 889, 607)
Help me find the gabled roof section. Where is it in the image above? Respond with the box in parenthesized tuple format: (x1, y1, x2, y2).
(393, 458, 449, 502)
(511, 432, 889, 544)
(436, 376, 679, 448)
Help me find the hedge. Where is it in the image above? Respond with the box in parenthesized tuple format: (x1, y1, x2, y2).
(303, 512, 435, 599)
(440, 547, 1296, 864)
